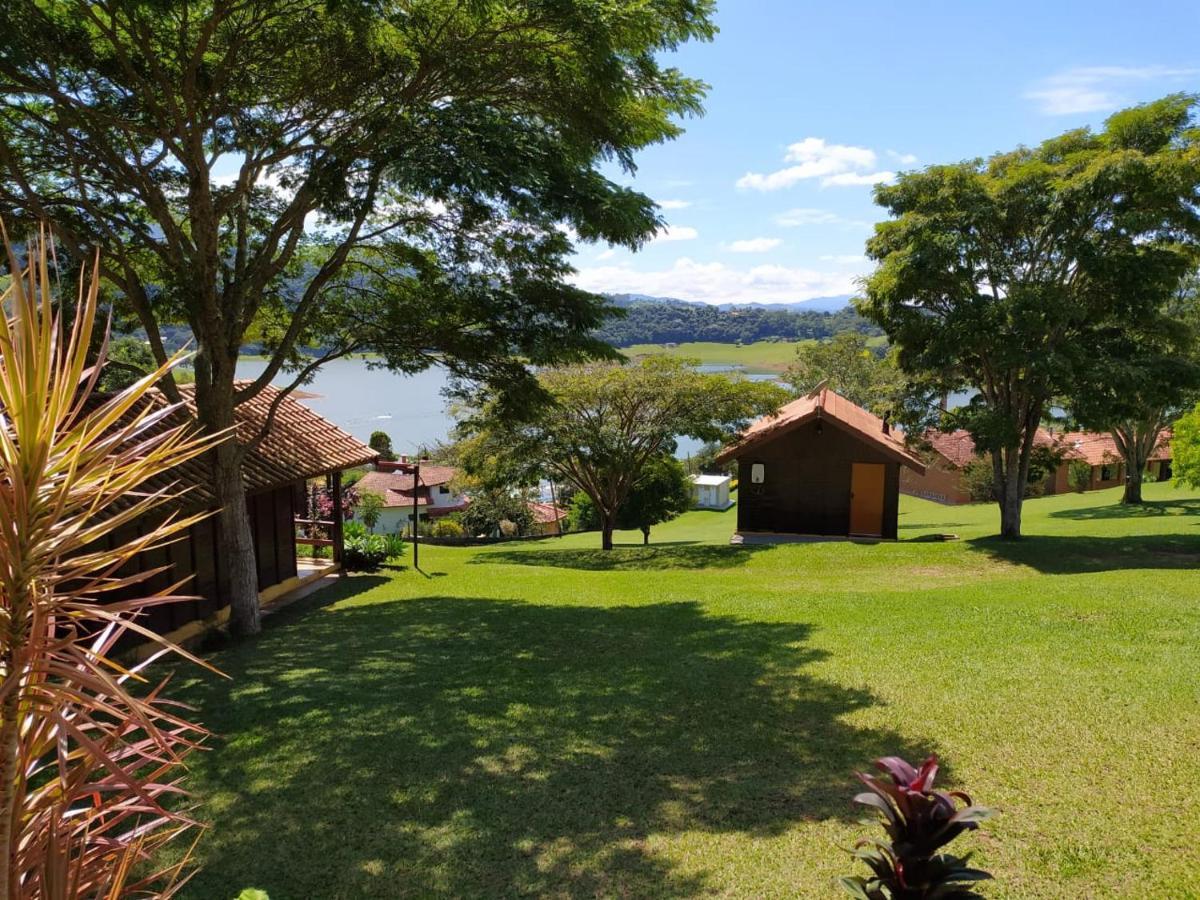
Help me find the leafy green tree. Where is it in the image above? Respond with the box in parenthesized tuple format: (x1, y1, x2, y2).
(97, 335, 156, 392)
(356, 490, 385, 532)
(0, 0, 714, 633)
(462, 357, 787, 549)
(1067, 275, 1200, 503)
(616, 454, 692, 545)
(369, 431, 397, 463)
(459, 490, 535, 538)
(862, 95, 1200, 539)
(1172, 402, 1200, 489)
(784, 332, 903, 416)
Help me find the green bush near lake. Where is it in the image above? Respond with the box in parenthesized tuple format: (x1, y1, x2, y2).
(170, 482, 1200, 898)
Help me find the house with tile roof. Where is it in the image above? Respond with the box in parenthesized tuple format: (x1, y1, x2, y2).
(355, 457, 469, 534)
(899, 427, 1173, 504)
(102, 383, 377, 651)
(528, 501, 569, 535)
(715, 387, 925, 540)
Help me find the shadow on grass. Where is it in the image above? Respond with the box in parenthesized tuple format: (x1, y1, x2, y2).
(1048, 498, 1200, 521)
(474, 542, 774, 571)
(175, 578, 941, 898)
(967, 534, 1200, 574)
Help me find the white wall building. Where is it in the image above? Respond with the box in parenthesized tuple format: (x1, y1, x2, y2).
(690, 474, 733, 510)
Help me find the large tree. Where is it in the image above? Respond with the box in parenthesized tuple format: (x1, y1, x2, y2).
(0, 0, 715, 633)
(861, 95, 1200, 539)
(784, 331, 903, 417)
(1067, 270, 1200, 503)
(461, 356, 787, 549)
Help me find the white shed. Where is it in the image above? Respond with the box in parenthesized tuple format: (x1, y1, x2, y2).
(690, 474, 733, 510)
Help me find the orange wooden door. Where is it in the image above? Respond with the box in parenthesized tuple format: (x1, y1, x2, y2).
(849, 463, 886, 536)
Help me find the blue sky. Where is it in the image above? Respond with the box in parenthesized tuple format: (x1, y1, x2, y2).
(570, 0, 1200, 304)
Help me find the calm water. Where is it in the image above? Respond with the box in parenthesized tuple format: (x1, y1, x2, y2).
(235, 357, 783, 459)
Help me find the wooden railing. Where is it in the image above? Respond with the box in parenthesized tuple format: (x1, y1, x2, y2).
(295, 517, 336, 550)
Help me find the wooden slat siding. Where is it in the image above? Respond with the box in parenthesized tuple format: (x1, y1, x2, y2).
(213, 516, 231, 614)
(191, 518, 218, 618)
(167, 528, 198, 631)
(735, 418, 902, 539)
(136, 519, 173, 636)
(275, 483, 298, 583)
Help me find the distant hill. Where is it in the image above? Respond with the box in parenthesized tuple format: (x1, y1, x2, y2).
(604, 293, 854, 314)
(595, 294, 879, 348)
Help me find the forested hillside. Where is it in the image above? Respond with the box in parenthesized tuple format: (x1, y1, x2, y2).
(594, 299, 882, 347)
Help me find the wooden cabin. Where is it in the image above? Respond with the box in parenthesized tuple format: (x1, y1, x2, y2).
(103, 383, 376, 650)
(715, 387, 925, 540)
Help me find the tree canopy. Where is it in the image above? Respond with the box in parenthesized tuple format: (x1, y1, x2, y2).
(862, 94, 1200, 538)
(459, 356, 787, 549)
(0, 0, 716, 631)
(783, 332, 902, 417)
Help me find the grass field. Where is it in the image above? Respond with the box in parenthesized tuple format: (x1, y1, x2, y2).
(171, 482, 1200, 898)
(620, 340, 806, 373)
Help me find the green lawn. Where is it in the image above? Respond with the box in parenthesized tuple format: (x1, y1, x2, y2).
(172, 483, 1200, 898)
(619, 340, 806, 373)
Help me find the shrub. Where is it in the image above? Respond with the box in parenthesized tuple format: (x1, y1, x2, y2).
(959, 459, 996, 503)
(840, 755, 993, 899)
(382, 533, 407, 559)
(357, 489, 385, 530)
(1068, 459, 1092, 492)
(431, 518, 465, 538)
(344, 533, 388, 571)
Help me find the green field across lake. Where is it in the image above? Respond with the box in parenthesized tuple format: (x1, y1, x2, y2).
(170, 481, 1200, 898)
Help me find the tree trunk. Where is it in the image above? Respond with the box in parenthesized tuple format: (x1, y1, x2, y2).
(642, 527, 650, 545)
(0, 660, 20, 900)
(601, 513, 615, 551)
(1122, 466, 1143, 505)
(213, 437, 262, 636)
(994, 449, 1026, 540)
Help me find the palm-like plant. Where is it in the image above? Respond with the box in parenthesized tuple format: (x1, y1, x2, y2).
(840, 754, 994, 899)
(0, 223, 222, 898)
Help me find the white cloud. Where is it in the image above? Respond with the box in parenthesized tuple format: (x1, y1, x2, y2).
(737, 137, 899, 191)
(572, 257, 866, 305)
(596, 248, 617, 261)
(727, 237, 783, 253)
(1026, 66, 1199, 115)
(652, 225, 699, 243)
(820, 254, 869, 265)
(821, 171, 895, 187)
(774, 208, 871, 229)
(887, 149, 919, 165)
(657, 199, 692, 210)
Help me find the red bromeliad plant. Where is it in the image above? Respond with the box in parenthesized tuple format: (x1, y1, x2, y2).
(840, 755, 994, 899)
(0, 224, 222, 898)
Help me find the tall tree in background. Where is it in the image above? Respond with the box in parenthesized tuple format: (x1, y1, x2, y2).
(616, 453, 692, 545)
(461, 357, 787, 549)
(1068, 269, 1200, 503)
(784, 332, 903, 416)
(862, 95, 1200, 539)
(0, 0, 715, 633)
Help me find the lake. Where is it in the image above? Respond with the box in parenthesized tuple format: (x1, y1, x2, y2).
(235, 357, 781, 460)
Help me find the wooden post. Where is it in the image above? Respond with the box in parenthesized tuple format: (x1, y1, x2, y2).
(331, 470, 345, 576)
(411, 459, 419, 570)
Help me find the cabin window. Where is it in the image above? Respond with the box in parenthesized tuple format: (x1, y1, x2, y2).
(439, 485, 450, 494)
(1100, 464, 1114, 481)
(751, 463, 765, 484)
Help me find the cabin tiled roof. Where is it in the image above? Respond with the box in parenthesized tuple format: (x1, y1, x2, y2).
(715, 387, 926, 473)
(103, 383, 376, 509)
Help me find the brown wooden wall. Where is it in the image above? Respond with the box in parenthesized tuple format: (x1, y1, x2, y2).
(100, 482, 298, 643)
(734, 419, 902, 539)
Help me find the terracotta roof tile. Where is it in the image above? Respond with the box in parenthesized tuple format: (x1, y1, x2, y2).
(715, 387, 926, 473)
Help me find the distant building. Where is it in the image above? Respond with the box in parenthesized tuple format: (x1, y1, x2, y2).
(899, 428, 1173, 504)
(715, 387, 925, 540)
(528, 501, 569, 535)
(355, 458, 468, 533)
(690, 473, 733, 510)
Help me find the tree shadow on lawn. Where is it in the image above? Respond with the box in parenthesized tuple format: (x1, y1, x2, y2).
(1048, 498, 1200, 521)
(177, 583, 941, 898)
(475, 542, 775, 571)
(967, 533, 1200, 574)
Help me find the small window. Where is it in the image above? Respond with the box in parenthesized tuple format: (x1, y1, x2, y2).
(1100, 465, 1114, 481)
(439, 485, 450, 494)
